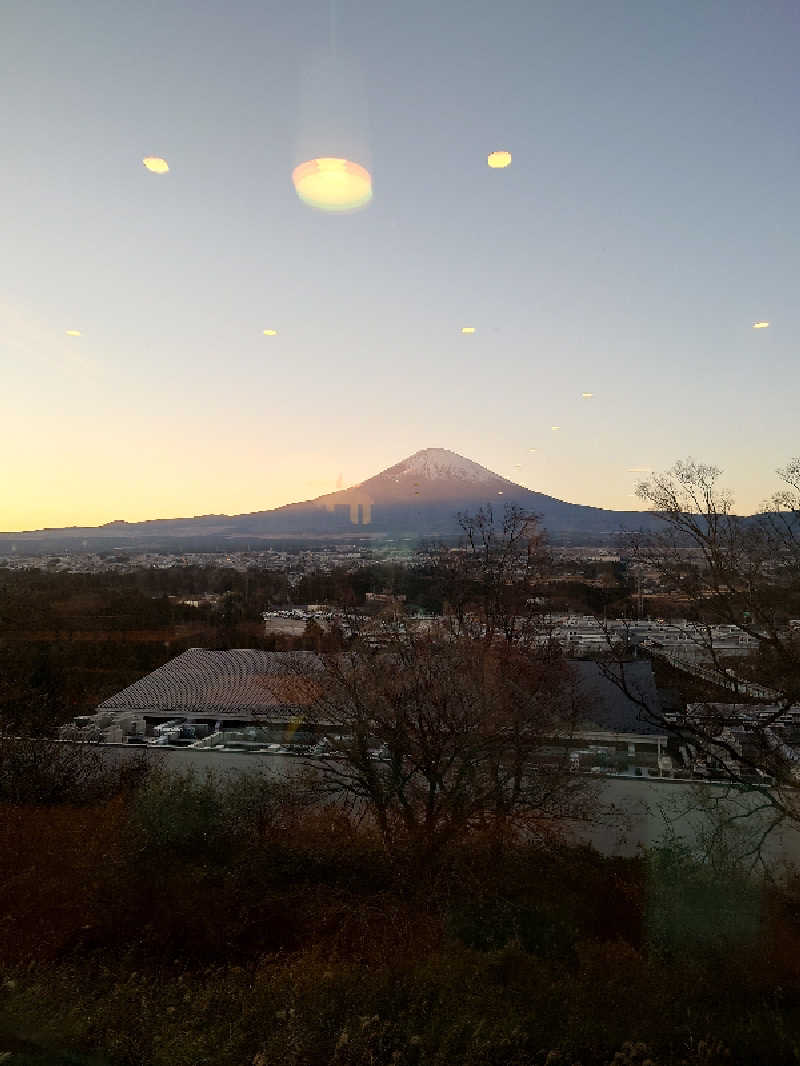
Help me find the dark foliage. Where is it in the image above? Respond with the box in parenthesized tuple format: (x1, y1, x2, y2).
(1, 765, 800, 1065)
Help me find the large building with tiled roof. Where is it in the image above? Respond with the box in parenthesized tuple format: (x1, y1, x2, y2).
(61, 649, 327, 745)
(96, 648, 323, 722)
(61, 649, 670, 777)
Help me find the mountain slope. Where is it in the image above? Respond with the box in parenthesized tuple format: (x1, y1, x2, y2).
(222, 447, 662, 537)
(0, 447, 662, 541)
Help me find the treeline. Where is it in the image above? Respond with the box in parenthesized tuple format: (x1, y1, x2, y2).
(0, 558, 638, 635)
(293, 559, 638, 617)
(0, 751, 798, 1065)
(0, 565, 289, 633)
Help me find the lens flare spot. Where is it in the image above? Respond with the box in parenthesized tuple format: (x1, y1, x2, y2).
(262, 329, 278, 336)
(65, 329, 81, 336)
(488, 150, 512, 169)
(752, 321, 770, 329)
(292, 157, 372, 213)
(143, 156, 169, 174)
(551, 426, 560, 431)
(581, 392, 593, 398)
(461, 326, 476, 334)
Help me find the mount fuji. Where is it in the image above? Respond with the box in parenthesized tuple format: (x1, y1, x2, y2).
(226, 447, 660, 538)
(0, 448, 662, 544)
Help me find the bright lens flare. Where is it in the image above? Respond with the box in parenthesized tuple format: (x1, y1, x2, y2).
(262, 329, 278, 336)
(461, 326, 476, 334)
(65, 330, 81, 336)
(292, 157, 372, 213)
(142, 157, 169, 174)
(581, 392, 593, 398)
(488, 150, 512, 168)
(551, 426, 560, 431)
(753, 321, 770, 329)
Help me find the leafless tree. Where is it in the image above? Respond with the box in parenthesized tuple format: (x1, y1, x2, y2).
(429, 504, 555, 651)
(301, 632, 599, 858)
(596, 457, 800, 850)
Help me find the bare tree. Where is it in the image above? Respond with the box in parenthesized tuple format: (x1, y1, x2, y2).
(302, 632, 598, 858)
(596, 457, 800, 848)
(430, 504, 554, 650)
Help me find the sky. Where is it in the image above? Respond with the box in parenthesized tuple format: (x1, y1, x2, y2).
(1, 0, 798, 531)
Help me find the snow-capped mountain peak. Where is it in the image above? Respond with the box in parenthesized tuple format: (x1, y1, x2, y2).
(375, 448, 501, 484)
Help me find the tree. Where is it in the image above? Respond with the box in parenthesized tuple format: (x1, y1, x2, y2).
(600, 457, 800, 844)
(303, 632, 597, 858)
(430, 504, 553, 650)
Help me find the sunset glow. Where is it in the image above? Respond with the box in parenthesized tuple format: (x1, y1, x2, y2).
(0, 1, 794, 531)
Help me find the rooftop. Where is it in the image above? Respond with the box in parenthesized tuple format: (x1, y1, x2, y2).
(98, 648, 324, 718)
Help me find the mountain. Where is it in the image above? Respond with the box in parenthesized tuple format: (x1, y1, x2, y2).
(0, 447, 663, 545)
(228, 447, 660, 537)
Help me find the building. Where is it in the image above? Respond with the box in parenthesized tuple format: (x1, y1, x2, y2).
(57, 649, 673, 776)
(61, 649, 325, 745)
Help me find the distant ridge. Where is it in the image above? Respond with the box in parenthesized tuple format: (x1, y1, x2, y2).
(0, 446, 663, 543)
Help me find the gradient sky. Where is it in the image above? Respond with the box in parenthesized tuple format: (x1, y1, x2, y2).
(2, 0, 798, 531)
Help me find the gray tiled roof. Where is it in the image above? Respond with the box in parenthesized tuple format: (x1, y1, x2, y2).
(98, 648, 323, 716)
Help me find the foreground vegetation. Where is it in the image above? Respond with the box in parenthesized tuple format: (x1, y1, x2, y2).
(2, 760, 800, 1066)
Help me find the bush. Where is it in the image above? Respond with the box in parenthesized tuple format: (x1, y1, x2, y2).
(445, 898, 577, 961)
(642, 840, 764, 965)
(0, 738, 147, 805)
